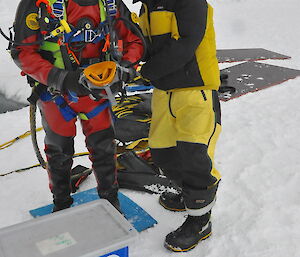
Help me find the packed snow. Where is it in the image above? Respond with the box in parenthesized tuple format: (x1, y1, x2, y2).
(0, 0, 300, 256)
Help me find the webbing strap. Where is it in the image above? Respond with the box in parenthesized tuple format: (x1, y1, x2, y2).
(53, 95, 77, 121)
(78, 100, 110, 120)
(99, 0, 107, 22)
(40, 91, 110, 121)
(48, 0, 66, 19)
(47, 0, 115, 23)
(63, 26, 108, 44)
(52, 0, 64, 18)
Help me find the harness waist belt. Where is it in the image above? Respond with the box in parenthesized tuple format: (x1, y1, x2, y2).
(40, 91, 110, 121)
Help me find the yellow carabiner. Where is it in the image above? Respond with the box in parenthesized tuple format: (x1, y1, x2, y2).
(50, 19, 71, 37)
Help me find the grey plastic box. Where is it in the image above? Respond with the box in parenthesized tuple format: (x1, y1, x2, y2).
(0, 199, 138, 257)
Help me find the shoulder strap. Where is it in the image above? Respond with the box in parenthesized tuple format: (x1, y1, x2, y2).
(99, 0, 107, 22)
(46, 0, 66, 19)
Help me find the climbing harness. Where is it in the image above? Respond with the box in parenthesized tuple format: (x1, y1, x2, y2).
(39, 90, 111, 121)
(1, 0, 146, 66)
(0, 0, 149, 175)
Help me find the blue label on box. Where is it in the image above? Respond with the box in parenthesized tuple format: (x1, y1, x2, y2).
(99, 246, 128, 257)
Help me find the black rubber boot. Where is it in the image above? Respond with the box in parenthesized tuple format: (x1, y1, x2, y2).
(164, 212, 211, 252)
(52, 197, 74, 212)
(159, 191, 186, 212)
(98, 186, 121, 213)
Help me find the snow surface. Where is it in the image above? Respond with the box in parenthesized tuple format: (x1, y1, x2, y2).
(1, 0, 300, 256)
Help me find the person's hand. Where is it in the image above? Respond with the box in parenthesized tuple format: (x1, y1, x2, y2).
(118, 60, 138, 83)
(62, 70, 91, 96)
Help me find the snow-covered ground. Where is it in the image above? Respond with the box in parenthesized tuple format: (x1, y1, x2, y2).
(1, 0, 300, 256)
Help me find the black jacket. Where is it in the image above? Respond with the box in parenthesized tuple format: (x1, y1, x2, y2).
(137, 0, 220, 91)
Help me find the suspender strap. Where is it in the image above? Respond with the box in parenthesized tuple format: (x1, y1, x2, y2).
(99, 0, 107, 22)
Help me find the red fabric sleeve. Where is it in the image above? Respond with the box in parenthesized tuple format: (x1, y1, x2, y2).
(16, 35, 54, 85)
(114, 12, 144, 65)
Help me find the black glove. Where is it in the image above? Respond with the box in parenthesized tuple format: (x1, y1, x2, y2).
(62, 70, 91, 96)
(119, 60, 138, 83)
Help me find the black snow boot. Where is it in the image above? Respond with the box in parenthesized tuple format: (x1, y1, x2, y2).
(52, 197, 74, 212)
(159, 191, 186, 212)
(98, 186, 122, 213)
(164, 212, 211, 252)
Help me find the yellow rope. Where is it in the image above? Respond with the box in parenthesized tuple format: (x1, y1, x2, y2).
(0, 94, 147, 151)
(0, 146, 150, 176)
(0, 94, 150, 175)
(0, 152, 90, 176)
(0, 127, 43, 150)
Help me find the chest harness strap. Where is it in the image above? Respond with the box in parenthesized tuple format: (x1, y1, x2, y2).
(37, 0, 117, 44)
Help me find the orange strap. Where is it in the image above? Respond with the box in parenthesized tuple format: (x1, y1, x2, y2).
(36, 0, 53, 16)
(65, 43, 80, 65)
(102, 34, 110, 52)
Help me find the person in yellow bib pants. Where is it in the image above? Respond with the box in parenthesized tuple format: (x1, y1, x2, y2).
(135, 0, 222, 252)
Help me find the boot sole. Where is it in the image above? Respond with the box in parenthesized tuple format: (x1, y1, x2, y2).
(159, 198, 186, 212)
(164, 223, 212, 252)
